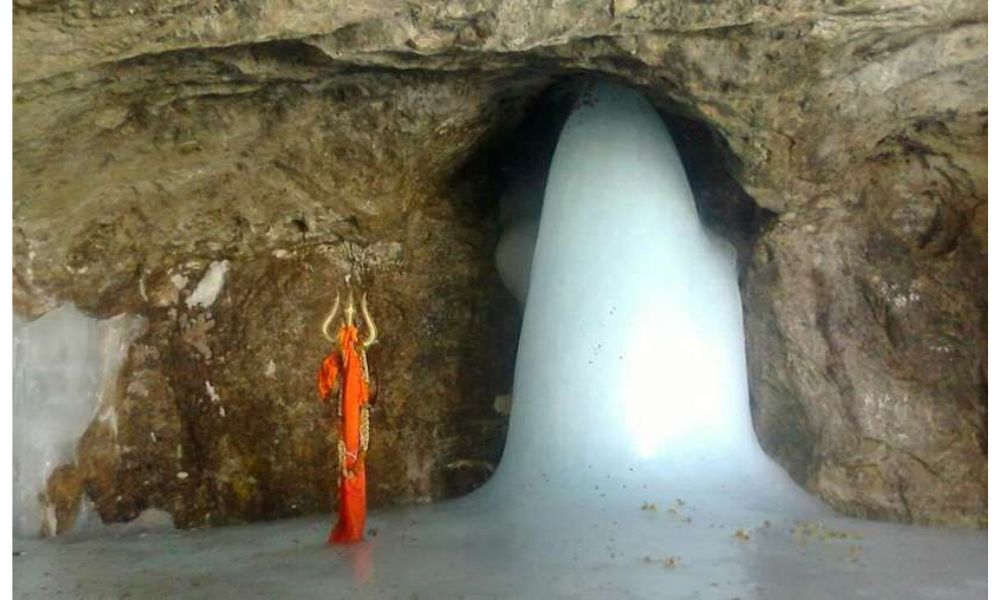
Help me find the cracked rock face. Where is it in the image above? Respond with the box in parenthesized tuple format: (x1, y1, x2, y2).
(14, 1, 985, 528)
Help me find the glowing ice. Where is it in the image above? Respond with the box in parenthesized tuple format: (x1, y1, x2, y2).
(491, 82, 808, 500)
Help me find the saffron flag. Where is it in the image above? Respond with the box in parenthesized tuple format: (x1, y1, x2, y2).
(318, 324, 371, 544)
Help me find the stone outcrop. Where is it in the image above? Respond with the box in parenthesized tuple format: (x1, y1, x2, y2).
(744, 188, 986, 526)
(13, 0, 985, 528)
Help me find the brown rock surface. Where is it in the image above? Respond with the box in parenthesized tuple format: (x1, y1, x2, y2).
(744, 188, 986, 526)
(14, 1, 985, 528)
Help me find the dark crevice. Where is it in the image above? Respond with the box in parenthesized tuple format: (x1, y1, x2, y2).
(434, 76, 774, 497)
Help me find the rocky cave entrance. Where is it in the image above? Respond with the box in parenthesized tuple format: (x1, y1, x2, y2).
(445, 73, 773, 492)
(477, 74, 770, 276)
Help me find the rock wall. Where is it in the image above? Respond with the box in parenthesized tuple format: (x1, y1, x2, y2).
(744, 189, 986, 527)
(14, 1, 985, 528)
(16, 64, 530, 531)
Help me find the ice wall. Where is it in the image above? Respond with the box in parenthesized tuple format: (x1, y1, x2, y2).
(13, 305, 144, 538)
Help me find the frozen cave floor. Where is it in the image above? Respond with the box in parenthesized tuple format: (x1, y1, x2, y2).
(13, 481, 986, 600)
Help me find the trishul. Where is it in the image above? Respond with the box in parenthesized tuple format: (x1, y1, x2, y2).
(321, 289, 378, 347)
(322, 289, 378, 385)
(317, 287, 378, 544)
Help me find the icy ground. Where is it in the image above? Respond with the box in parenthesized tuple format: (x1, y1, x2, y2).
(12, 489, 987, 600)
(12, 81, 986, 599)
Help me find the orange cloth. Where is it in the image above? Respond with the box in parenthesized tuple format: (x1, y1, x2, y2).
(317, 325, 371, 544)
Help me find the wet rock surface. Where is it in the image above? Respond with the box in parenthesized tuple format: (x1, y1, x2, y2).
(13, 1, 985, 528)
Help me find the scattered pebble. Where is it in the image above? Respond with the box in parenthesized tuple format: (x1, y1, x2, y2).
(790, 520, 862, 545)
(844, 544, 864, 563)
(642, 555, 681, 568)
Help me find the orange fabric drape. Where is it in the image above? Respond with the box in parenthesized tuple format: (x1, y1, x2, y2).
(317, 324, 371, 544)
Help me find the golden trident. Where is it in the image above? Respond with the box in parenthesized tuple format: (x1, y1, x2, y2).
(321, 289, 378, 347)
(321, 287, 378, 390)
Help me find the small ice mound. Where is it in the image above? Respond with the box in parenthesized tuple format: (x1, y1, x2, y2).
(495, 219, 540, 304)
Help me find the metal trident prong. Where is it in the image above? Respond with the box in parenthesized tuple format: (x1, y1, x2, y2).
(321, 288, 377, 347)
(343, 289, 356, 328)
(360, 293, 378, 348)
(321, 293, 340, 343)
